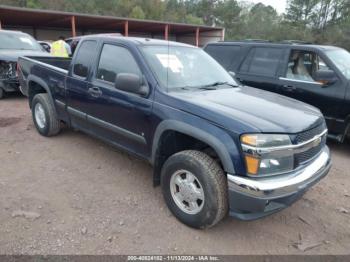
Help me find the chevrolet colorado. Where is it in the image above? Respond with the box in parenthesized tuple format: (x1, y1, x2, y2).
(18, 36, 331, 228)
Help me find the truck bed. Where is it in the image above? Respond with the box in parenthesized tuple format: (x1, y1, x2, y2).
(18, 56, 71, 97)
(23, 56, 71, 71)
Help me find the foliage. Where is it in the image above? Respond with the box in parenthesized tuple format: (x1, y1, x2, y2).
(2, 0, 350, 49)
(130, 6, 146, 19)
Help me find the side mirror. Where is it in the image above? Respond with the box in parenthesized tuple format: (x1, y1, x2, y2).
(313, 70, 338, 86)
(229, 71, 241, 84)
(115, 73, 149, 96)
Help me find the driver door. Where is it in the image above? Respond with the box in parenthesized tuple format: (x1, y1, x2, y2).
(86, 43, 153, 157)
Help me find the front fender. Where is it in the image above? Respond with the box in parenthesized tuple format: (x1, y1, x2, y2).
(151, 119, 241, 175)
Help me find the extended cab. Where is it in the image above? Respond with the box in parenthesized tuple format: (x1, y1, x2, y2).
(0, 30, 47, 99)
(18, 36, 331, 228)
(205, 41, 350, 142)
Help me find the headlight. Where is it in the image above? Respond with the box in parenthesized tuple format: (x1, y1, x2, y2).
(241, 134, 294, 176)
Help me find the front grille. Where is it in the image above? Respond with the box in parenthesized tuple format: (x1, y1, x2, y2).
(295, 136, 327, 164)
(293, 121, 327, 165)
(295, 121, 327, 143)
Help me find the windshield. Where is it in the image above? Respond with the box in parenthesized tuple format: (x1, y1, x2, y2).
(0, 32, 41, 51)
(141, 45, 237, 90)
(325, 48, 350, 79)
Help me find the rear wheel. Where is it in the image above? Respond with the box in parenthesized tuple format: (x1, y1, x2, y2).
(161, 150, 228, 229)
(32, 93, 61, 136)
(0, 88, 4, 99)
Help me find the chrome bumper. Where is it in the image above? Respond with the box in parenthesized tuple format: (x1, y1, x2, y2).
(228, 146, 331, 199)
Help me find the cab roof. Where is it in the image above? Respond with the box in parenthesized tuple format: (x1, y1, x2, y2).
(81, 35, 195, 48)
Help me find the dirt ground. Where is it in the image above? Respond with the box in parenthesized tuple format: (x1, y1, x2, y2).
(0, 95, 350, 255)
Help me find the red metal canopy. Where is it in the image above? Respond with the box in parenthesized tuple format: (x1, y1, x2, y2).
(0, 5, 224, 46)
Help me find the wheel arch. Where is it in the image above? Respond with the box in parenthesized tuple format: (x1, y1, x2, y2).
(151, 120, 236, 186)
(27, 75, 55, 111)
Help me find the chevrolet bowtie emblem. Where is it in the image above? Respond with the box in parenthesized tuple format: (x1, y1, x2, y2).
(313, 136, 322, 146)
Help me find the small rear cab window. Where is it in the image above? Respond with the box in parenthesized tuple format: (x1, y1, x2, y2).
(73, 40, 97, 78)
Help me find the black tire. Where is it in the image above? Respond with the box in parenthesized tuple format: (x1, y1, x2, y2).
(0, 88, 4, 99)
(161, 150, 228, 229)
(31, 93, 61, 137)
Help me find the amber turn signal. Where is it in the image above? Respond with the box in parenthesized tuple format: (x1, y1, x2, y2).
(244, 155, 260, 175)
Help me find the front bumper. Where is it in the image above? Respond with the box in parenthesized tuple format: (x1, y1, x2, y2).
(227, 146, 331, 220)
(0, 78, 20, 92)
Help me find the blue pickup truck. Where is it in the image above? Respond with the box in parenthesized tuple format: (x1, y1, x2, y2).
(18, 35, 331, 228)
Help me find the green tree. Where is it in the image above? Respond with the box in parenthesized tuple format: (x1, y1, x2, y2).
(185, 14, 203, 25)
(130, 5, 146, 19)
(213, 0, 242, 38)
(285, 0, 318, 26)
(164, 0, 187, 22)
(243, 3, 280, 40)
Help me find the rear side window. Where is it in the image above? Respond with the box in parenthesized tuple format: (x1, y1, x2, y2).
(239, 47, 283, 77)
(205, 45, 241, 69)
(73, 40, 97, 78)
(96, 44, 141, 83)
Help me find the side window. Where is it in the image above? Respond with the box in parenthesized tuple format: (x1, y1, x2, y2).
(97, 44, 141, 83)
(239, 47, 283, 77)
(73, 40, 97, 78)
(205, 45, 241, 69)
(286, 50, 330, 82)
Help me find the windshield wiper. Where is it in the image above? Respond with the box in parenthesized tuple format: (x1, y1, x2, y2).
(201, 81, 239, 89)
(171, 82, 239, 92)
(198, 86, 218, 90)
(180, 86, 218, 91)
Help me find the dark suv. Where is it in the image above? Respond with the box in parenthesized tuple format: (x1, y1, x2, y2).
(204, 41, 350, 142)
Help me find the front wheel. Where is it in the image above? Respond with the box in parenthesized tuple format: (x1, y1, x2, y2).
(0, 88, 4, 99)
(32, 93, 61, 137)
(161, 150, 228, 229)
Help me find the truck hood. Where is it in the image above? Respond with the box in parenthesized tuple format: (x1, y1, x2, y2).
(0, 49, 48, 62)
(170, 86, 324, 134)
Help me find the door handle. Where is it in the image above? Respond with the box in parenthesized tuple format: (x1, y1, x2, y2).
(283, 85, 296, 92)
(49, 78, 64, 89)
(88, 87, 102, 98)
